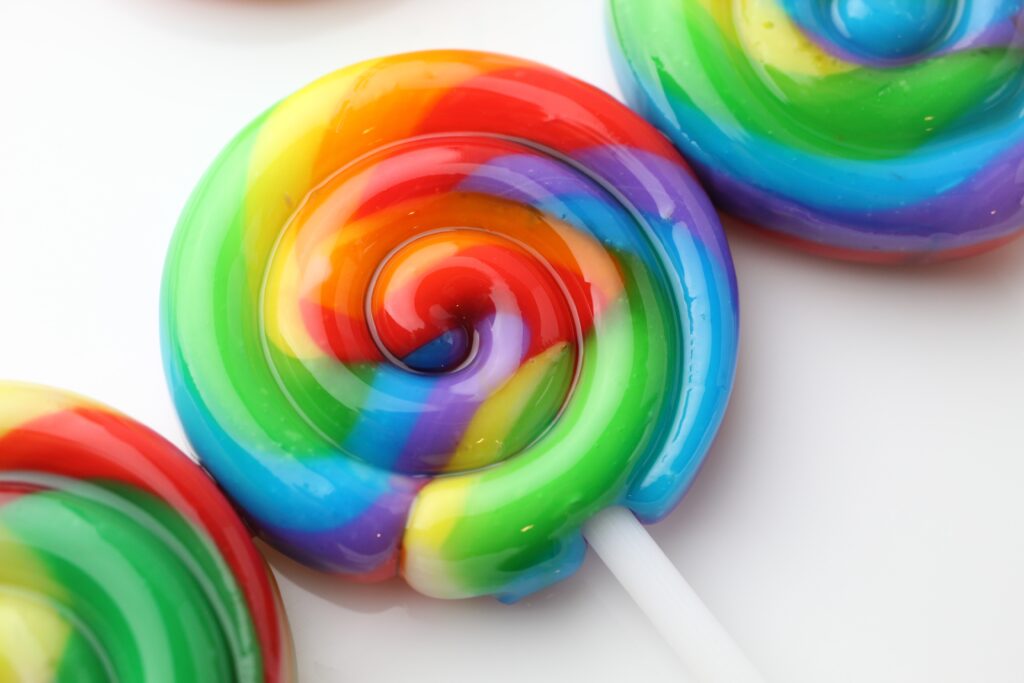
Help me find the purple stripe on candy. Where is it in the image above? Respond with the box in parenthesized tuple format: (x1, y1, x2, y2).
(698, 139, 1024, 252)
(259, 479, 422, 574)
(459, 153, 607, 203)
(461, 144, 717, 243)
(787, 12, 1024, 68)
(394, 313, 529, 473)
(954, 17, 1024, 51)
(461, 145, 725, 255)
(574, 146, 725, 241)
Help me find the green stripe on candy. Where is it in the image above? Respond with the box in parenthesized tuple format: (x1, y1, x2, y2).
(164, 107, 340, 462)
(761, 52, 1022, 155)
(265, 347, 377, 447)
(0, 480, 261, 683)
(500, 345, 576, 462)
(631, 0, 1019, 159)
(436, 248, 677, 595)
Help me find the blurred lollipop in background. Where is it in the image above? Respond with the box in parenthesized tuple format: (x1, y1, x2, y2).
(0, 382, 294, 683)
(610, 0, 1024, 263)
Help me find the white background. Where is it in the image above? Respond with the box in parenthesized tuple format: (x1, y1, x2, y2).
(2, 1, 1023, 681)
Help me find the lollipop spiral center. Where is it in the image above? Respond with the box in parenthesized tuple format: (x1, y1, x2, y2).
(829, 0, 956, 60)
(362, 226, 583, 474)
(368, 228, 568, 375)
(369, 232, 480, 374)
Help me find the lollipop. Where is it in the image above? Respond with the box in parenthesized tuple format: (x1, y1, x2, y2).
(0, 383, 293, 682)
(163, 50, 756, 679)
(609, 0, 1024, 263)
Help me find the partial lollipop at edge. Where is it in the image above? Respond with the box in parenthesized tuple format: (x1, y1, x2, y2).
(0, 382, 294, 683)
(609, 0, 1024, 263)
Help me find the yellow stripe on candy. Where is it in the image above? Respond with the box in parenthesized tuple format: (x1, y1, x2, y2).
(256, 62, 386, 359)
(446, 342, 570, 472)
(735, 0, 853, 76)
(0, 382, 94, 436)
(263, 177, 373, 360)
(401, 477, 472, 598)
(258, 53, 510, 358)
(0, 589, 72, 682)
(248, 61, 381, 218)
(246, 60, 382, 303)
(0, 529, 71, 682)
(249, 50, 504, 263)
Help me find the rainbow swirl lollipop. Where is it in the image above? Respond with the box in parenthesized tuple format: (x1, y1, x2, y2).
(609, 0, 1024, 262)
(0, 383, 293, 682)
(162, 50, 738, 601)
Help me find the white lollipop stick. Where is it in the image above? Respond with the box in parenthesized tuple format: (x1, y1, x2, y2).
(583, 506, 765, 683)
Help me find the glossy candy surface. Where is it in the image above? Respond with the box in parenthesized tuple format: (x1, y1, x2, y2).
(0, 383, 293, 682)
(609, 0, 1024, 262)
(162, 50, 738, 600)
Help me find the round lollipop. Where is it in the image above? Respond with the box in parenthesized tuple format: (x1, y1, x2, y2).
(162, 49, 756, 680)
(609, 0, 1024, 263)
(0, 383, 293, 682)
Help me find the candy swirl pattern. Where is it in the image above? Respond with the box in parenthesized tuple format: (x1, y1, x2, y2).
(162, 50, 738, 600)
(0, 383, 293, 682)
(609, 0, 1024, 262)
